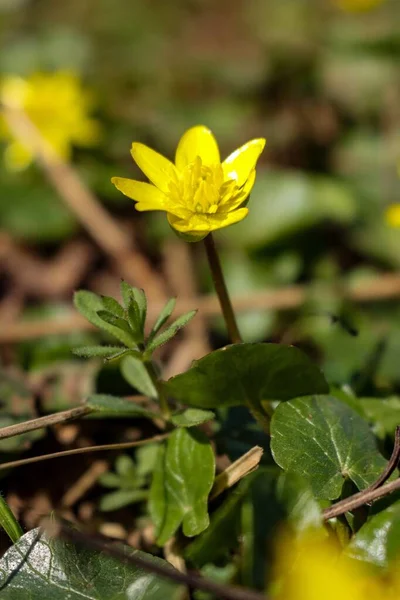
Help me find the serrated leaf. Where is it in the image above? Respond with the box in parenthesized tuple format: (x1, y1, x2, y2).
(148, 298, 176, 340)
(86, 394, 157, 419)
(345, 501, 400, 570)
(145, 310, 197, 355)
(270, 395, 387, 500)
(149, 428, 215, 545)
(73, 291, 135, 348)
(100, 489, 148, 512)
(99, 295, 125, 318)
(170, 408, 215, 428)
(121, 356, 158, 398)
(72, 345, 125, 358)
(165, 343, 328, 417)
(0, 528, 183, 599)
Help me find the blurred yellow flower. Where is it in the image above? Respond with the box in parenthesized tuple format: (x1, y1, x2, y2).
(333, 0, 385, 12)
(272, 532, 396, 600)
(112, 125, 265, 241)
(386, 204, 400, 228)
(0, 71, 100, 170)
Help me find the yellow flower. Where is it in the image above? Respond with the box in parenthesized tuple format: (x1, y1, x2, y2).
(386, 204, 400, 228)
(0, 71, 100, 170)
(272, 532, 386, 600)
(111, 125, 266, 241)
(333, 0, 385, 12)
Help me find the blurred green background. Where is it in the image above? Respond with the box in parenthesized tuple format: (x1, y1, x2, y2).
(1, 0, 400, 394)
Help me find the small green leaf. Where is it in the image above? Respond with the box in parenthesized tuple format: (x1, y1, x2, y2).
(96, 310, 137, 345)
(72, 345, 125, 358)
(165, 343, 328, 411)
(121, 355, 158, 398)
(100, 489, 148, 512)
(145, 310, 197, 355)
(99, 295, 125, 318)
(0, 528, 184, 599)
(86, 394, 157, 418)
(148, 297, 176, 339)
(149, 428, 215, 545)
(127, 298, 144, 343)
(270, 395, 387, 500)
(345, 501, 400, 570)
(73, 291, 135, 348)
(170, 408, 215, 427)
(132, 287, 147, 329)
(0, 496, 23, 544)
(120, 280, 132, 307)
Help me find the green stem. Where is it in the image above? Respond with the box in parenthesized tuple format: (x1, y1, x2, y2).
(145, 360, 171, 419)
(204, 233, 242, 344)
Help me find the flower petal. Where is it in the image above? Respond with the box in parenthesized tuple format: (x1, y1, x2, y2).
(111, 177, 167, 209)
(219, 170, 256, 212)
(223, 138, 266, 186)
(131, 143, 177, 193)
(167, 207, 248, 236)
(175, 125, 220, 170)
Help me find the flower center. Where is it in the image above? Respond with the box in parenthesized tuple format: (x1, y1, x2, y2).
(167, 156, 237, 215)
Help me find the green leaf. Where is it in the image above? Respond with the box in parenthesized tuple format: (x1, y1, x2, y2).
(270, 395, 387, 500)
(86, 394, 157, 419)
(148, 298, 176, 339)
(149, 428, 215, 545)
(99, 296, 125, 319)
(0, 496, 23, 543)
(121, 356, 158, 398)
(145, 310, 197, 355)
(72, 345, 126, 358)
(0, 528, 183, 599)
(127, 298, 144, 343)
(131, 287, 147, 330)
(165, 344, 328, 415)
(170, 408, 215, 428)
(100, 489, 148, 512)
(73, 291, 135, 348)
(96, 311, 137, 345)
(345, 501, 400, 570)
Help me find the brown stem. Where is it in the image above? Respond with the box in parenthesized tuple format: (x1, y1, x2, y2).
(0, 433, 169, 471)
(46, 520, 268, 600)
(203, 233, 242, 344)
(0, 406, 93, 441)
(323, 427, 400, 521)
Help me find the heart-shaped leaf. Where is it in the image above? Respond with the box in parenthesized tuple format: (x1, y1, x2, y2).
(271, 395, 387, 500)
(0, 528, 183, 599)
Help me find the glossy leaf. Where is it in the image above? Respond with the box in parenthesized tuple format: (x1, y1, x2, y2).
(165, 343, 328, 414)
(0, 528, 183, 599)
(271, 395, 387, 500)
(170, 408, 215, 427)
(121, 356, 158, 398)
(149, 428, 215, 545)
(346, 501, 400, 570)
